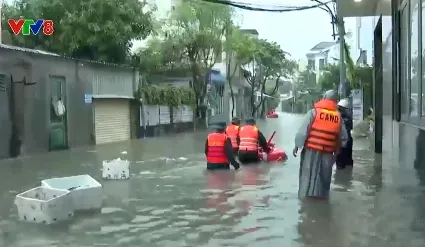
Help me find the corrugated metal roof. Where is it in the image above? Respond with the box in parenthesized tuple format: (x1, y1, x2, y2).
(0, 44, 60, 56)
(0, 44, 134, 69)
(309, 42, 336, 51)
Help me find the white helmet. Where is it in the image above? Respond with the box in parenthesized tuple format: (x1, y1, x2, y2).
(337, 98, 349, 108)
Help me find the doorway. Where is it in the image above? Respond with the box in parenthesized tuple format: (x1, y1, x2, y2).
(374, 16, 383, 154)
(49, 76, 68, 151)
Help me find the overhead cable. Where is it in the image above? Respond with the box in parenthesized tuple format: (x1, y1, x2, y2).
(200, 0, 334, 12)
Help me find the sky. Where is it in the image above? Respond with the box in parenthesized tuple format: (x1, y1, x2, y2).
(2, 0, 340, 61)
(234, 0, 336, 60)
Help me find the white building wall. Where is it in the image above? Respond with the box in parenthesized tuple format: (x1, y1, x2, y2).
(355, 16, 375, 65)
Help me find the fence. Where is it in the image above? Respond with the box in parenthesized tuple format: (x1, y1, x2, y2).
(141, 105, 193, 126)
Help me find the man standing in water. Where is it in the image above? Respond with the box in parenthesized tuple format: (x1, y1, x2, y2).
(238, 118, 270, 164)
(335, 98, 353, 169)
(205, 122, 241, 170)
(293, 90, 348, 199)
(225, 117, 241, 154)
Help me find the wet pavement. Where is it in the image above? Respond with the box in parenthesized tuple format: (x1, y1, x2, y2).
(0, 112, 425, 247)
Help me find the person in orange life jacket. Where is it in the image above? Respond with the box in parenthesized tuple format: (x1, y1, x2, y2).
(238, 118, 270, 164)
(205, 122, 241, 170)
(225, 117, 241, 154)
(293, 90, 348, 199)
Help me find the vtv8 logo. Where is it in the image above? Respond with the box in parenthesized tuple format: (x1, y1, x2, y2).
(8, 19, 54, 36)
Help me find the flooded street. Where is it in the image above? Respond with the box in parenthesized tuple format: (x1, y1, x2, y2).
(1, 113, 425, 247)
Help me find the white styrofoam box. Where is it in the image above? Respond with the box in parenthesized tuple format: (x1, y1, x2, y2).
(41, 175, 103, 211)
(14, 186, 74, 224)
(102, 158, 130, 180)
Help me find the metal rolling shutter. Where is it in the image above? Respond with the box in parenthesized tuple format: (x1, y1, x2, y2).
(94, 99, 130, 144)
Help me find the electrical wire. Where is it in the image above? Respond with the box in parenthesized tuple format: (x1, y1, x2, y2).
(200, 0, 334, 12)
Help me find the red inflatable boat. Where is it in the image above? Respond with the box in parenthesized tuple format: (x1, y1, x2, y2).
(266, 109, 279, 118)
(266, 113, 278, 118)
(258, 131, 288, 162)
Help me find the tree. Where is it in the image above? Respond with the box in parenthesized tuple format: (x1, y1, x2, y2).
(1, 0, 155, 63)
(242, 39, 297, 117)
(224, 26, 257, 117)
(296, 69, 317, 91)
(318, 64, 340, 91)
(279, 80, 293, 94)
(159, 0, 232, 119)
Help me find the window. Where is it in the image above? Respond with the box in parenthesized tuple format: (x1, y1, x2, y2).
(410, 0, 419, 118)
(400, 3, 410, 120)
(49, 76, 66, 123)
(307, 60, 315, 70)
(421, 0, 425, 116)
(319, 59, 325, 70)
(0, 74, 5, 92)
(398, 0, 425, 124)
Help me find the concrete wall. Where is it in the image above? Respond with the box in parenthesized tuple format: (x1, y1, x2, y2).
(0, 48, 136, 159)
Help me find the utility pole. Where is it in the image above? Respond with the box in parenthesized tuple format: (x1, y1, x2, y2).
(310, 0, 348, 98)
(337, 17, 347, 98)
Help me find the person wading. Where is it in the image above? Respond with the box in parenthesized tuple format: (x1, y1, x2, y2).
(205, 122, 241, 170)
(225, 117, 241, 154)
(238, 118, 270, 164)
(293, 90, 348, 199)
(335, 98, 353, 169)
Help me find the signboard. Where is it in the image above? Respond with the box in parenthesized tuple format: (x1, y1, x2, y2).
(351, 89, 363, 122)
(84, 94, 92, 104)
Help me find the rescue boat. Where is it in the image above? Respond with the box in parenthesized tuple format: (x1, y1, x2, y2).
(266, 112, 278, 118)
(258, 131, 288, 162)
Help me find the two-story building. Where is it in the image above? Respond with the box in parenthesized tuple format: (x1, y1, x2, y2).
(306, 41, 339, 83)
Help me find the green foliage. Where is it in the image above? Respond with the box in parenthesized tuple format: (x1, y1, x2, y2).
(279, 81, 293, 94)
(318, 64, 340, 91)
(132, 38, 192, 76)
(244, 39, 297, 88)
(224, 27, 257, 66)
(133, 0, 232, 112)
(1, 0, 154, 63)
(136, 83, 195, 107)
(296, 70, 317, 90)
(265, 85, 280, 110)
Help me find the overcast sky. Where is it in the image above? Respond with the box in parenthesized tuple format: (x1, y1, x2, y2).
(235, 0, 336, 60)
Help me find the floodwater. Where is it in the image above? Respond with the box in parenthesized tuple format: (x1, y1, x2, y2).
(0, 113, 425, 247)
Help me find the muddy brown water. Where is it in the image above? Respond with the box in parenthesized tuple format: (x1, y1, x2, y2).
(0, 113, 424, 247)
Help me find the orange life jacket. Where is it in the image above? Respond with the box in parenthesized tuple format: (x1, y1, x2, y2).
(225, 124, 239, 149)
(206, 132, 229, 164)
(305, 99, 342, 153)
(238, 125, 259, 152)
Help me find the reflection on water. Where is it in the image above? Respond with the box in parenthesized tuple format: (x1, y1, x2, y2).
(0, 113, 425, 246)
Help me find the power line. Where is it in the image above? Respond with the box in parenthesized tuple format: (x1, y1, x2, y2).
(200, 0, 334, 12)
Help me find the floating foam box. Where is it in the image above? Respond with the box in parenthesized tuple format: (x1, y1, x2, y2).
(14, 186, 74, 224)
(41, 175, 103, 211)
(102, 158, 130, 180)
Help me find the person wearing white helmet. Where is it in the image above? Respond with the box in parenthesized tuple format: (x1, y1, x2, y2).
(336, 98, 353, 169)
(293, 90, 349, 199)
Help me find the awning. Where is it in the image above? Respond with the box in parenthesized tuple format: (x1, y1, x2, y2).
(207, 69, 226, 85)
